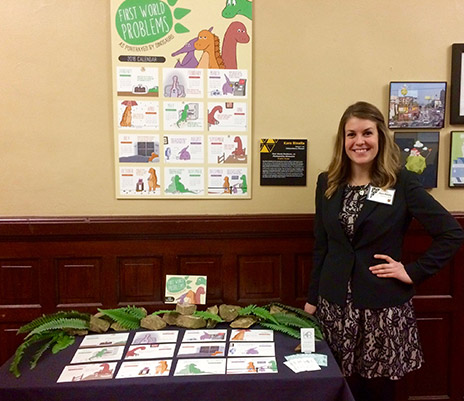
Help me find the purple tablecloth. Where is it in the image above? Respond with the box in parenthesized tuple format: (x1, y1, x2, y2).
(0, 328, 354, 401)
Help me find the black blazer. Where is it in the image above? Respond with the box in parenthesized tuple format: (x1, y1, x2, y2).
(307, 169, 464, 309)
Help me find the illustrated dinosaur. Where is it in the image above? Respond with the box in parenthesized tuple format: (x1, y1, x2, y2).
(208, 105, 223, 125)
(89, 348, 109, 360)
(222, 74, 234, 96)
(178, 146, 191, 160)
(176, 104, 189, 127)
(178, 363, 205, 374)
(240, 174, 247, 193)
(232, 136, 246, 159)
(148, 168, 160, 191)
(171, 37, 199, 68)
(176, 286, 205, 304)
(164, 75, 186, 98)
(223, 176, 231, 193)
(155, 360, 169, 374)
(126, 346, 146, 357)
(195, 28, 225, 69)
(166, 175, 194, 194)
(222, 0, 252, 20)
(231, 329, 250, 340)
(247, 361, 258, 372)
(222, 21, 250, 69)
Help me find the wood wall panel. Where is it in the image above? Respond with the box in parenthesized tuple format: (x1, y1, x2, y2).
(0, 214, 462, 401)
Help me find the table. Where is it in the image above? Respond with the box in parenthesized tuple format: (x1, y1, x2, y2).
(0, 328, 354, 401)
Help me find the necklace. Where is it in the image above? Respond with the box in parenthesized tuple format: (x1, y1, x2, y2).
(348, 182, 369, 196)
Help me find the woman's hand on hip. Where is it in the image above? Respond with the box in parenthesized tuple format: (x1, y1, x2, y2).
(304, 302, 317, 315)
(369, 254, 413, 284)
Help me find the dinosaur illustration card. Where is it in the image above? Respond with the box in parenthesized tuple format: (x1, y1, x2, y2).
(57, 362, 117, 383)
(207, 102, 247, 132)
(164, 274, 207, 304)
(119, 166, 162, 197)
(118, 100, 160, 130)
(132, 330, 179, 345)
(163, 68, 204, 98)
(163, 101, 204, 131)
(182, 329, 227, 342)
(124, 343, 176, 360)
(79, 333, 130, 348)
(173, 358, 226, 376)
(208, 135, 248, 164)
(230, 329, 274, 342)
(207, 167, 248, 195)
(163, 134, 205, 164)
(164, 167, 205, 196)
(116, 66, 159, 97)
(208, 69, 248, 98)
(118, 134, 161, 163)
(226, 357, 278, 374)
(70, 346, 125, 364)
(178, 342, 226, 357)
(116, 360, 172, 378)
(228, 342, 275, 357)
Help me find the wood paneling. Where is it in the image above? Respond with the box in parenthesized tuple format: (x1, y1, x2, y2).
(0, 214, 462, 401)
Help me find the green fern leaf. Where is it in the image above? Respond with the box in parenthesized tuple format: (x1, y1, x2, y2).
(251, 307, 279, 324)
(25, 318, 89, 339)
(152, 310, 175, 316)
(259, 322, 301, 339)
(238, 304, 257, 316)
(52, 332, 75, 354)
(97, 307, 143, 330)
(30, 338, 55, 369)
(193, 311, 224, 322)
(272, 313, 323, 340)
(17, 311, 90, 334)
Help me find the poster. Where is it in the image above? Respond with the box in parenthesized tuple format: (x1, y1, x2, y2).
(111, 0, 252, 199)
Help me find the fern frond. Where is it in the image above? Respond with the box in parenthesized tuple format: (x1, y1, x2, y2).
(193, 311, 224, 322)
(25, 318, 89, 339)
(251, 307, 279, 324)
(272, 313, 323, 340)
(259, 322, 301, 339)
(51, 332, 75, 354)
(238, 304, 257, 316)
(29, 338, 55, 369)
(267, 302, 320, 323)
(17, 311, 90, 334)
(152, 310, 175, 316)
(121, 306, 147, 320)
(97, 307, 143, 330)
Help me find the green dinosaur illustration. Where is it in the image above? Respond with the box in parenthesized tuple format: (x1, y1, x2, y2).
(222, 0, 252, 20)
(240, 174, 247, 193)
(178, 363, 206, 374)
(268, 360, 277, 372)
(176, 105, 189, 127)
(90, 348, 108, 360)
(165, 175, 194, 194)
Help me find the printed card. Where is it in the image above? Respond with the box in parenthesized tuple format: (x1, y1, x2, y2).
(182, 329, 227, 342)
(57, 362, 117, 383)
(125, 343, 176, 360)
(174, 358, 226, 376)
(79, 333, 129, 348)
(226, 357, 278, 374)
(230, 329, 274, 342)
(177, 342, 226, 357)
(228, 342, 275, 357)
(116, 360, 172, 379)
(132, 330, 179, 345)
(164, 275, 207, 304)
(70, 346, 125, 364)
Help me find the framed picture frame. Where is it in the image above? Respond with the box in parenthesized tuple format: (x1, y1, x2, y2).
(449, 131, 464, 187)
(388, 81, 447, 129)
(394, 131, 439, 188)
(450, 44, 464, 124)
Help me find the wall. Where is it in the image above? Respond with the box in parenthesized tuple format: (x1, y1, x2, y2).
(1, 0, 464, 216)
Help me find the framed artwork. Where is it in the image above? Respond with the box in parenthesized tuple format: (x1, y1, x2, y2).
(394, 132, 439, 188)
(449, 131, 464, 187)
(450, 44, 464, 124)
(388, 82, 447, 129)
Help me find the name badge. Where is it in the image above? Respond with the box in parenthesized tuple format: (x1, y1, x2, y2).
(367, 186, 395, 205)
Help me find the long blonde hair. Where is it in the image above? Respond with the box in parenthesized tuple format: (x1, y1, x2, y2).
(325, 101, 401, 198)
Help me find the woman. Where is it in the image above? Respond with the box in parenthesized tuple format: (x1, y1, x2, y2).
(304, 101, 464, 401)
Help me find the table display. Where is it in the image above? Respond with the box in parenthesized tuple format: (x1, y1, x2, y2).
(0, 327, 354, 401)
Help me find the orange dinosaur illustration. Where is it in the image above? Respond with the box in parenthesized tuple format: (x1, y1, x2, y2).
(231, 329, 250, 340)
(223, 176, 231, 193)
(120, 100, 137, 127)
(247, 361, 257, 372)
(148, 168, 160, 191)
(155, 360, 169, 374)
(195, 28, 225, 69)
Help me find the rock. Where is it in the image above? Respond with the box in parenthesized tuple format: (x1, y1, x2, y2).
(141, 314, 167, 330)
(176, 315, 207, 329)
(89, 315, 110, 333)
(65, 329, 89, 336)
(229, 316, 258, 328)
(206, 319, 218, 329)
(219, 304, 242, 322)
(110, 322, 129, 331)
(206, 305, 219, 315)
(162, 312, 180, 325)
(176, 303, 197, 315)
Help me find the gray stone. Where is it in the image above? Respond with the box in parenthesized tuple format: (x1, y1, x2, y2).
(176, 315, 207, 329)
(229, 316, 258, 328)
(141, 314, 167, 330)
(219, 304, 242, 322)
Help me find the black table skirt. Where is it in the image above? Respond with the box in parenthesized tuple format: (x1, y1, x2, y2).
(0, 328, 354, 401)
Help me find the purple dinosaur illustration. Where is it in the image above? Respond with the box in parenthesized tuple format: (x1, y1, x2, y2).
(172, 37, 199, 68)
(178, 146, 191, 160)
(222, 74, 234, 95)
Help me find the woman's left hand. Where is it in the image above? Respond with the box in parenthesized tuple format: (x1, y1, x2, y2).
(369, 254, 413, 284)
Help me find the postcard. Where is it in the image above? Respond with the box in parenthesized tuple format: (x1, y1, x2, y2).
(228, 342, 275, 357)
(57, 362, 117, 383)
(70, 346, 125, 364)
(173, 358, 226, 376)
(132, 330, 179, 345)
(164, 275, 207, 304)
(177, 342, 226, 357)
(79, 333, 129, 348)
(230, 329, 274, 342)
(226, 357, 278, 374)
(124, 343, 176, 360)
(116, 360, 172, 379)
(182, 329, 227, 342)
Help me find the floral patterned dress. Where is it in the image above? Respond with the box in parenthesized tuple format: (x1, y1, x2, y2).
(315, 184, 424, 380)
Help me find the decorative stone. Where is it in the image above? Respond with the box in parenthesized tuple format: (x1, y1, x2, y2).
(65, 329, 89, 336)
(89, 315, 110, 333)
(176, 303, 197, 315)
(162, 312, 180, 325)
(141, 314, 167, 331)
(206, 305, 219, 315)
(176, 315, 207, 329)
(229, 316, 258, 328)
(219, 304, 242, 322)
(110, 322, 128, 332)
